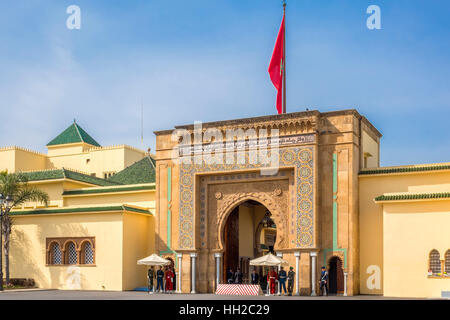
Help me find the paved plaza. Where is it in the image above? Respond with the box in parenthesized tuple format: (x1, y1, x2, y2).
(0, 290, 428, 300)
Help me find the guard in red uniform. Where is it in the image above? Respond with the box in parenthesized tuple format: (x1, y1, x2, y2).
(267, 267, 278, 295)
(165, 267, 174, 293)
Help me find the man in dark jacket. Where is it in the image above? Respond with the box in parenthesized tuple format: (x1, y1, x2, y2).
(226, 268, 234, 284)
(234, 268, 243, 284)
(278, 266, 287, 295)
(156, 266, 165, 293)
(287, 267, 295, 296)
(147, 267, 155, 294)
(250, 269, 260, 285)
(319, 266, 328, 296)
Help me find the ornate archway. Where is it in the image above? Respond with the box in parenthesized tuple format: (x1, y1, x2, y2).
(216, 191, 288, 252)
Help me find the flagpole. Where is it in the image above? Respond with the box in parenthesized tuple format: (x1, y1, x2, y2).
(282, 1, 287, 114)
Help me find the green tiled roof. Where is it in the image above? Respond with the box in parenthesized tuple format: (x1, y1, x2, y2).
(108, 156, 156, 185)
(62, 184, 155, 196)
(23, 168, 121, 186)
(375, 192, 450, 202)
(47, 122, 101, 147)
(10, 205, 152, 216)
(360, 164, 450, 175)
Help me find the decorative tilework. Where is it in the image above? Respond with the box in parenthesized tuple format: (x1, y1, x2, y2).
(178, 147, 314, 249)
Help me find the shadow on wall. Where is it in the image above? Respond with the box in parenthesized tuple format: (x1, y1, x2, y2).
(10, 220, 91, 289)
(10, 229, 49, 288)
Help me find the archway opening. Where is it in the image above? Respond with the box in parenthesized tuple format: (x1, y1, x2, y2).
(222, 200, 277, 284)
(328, 256, 344, 295)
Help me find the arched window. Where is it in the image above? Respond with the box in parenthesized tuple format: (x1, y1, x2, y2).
(66, 242, 78, 265)
(445, 250, 450, 274)
(51, 243, 62, 265)
(429, 250, 441, 274)
(47, 237, 95, 266)
(81, 241, 94, 265)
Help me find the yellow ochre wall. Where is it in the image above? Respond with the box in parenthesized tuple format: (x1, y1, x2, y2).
(359, 168, 450, 296)
(47, 144, 145, 178)
(383, 200, 450, 298)
(0, 147, 47, 173)
(0, 144, 146, 179)
(10, 212, 124, 291)
(64, 187, 156, 212)
(14, 180, 95, 210)
(122, 213, 155, 290)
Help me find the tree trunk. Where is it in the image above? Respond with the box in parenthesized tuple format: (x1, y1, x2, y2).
(3, 218, 11, 286)
(4, 244, 9, 286)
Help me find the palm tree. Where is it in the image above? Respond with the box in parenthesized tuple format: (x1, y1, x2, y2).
(0, 171, 49, 286)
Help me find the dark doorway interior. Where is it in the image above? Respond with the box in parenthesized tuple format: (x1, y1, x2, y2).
(328, 256, 344, 294)
(223, 206, 239, 283)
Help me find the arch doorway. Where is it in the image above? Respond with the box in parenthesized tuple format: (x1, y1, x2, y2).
(222, 200, 276, 284)
(328, 256, 344, 295)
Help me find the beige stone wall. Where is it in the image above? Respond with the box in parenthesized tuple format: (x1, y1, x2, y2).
(316, 111, 375, 295)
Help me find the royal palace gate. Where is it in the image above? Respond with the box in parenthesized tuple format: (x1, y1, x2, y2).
(154, 110, 381, 295)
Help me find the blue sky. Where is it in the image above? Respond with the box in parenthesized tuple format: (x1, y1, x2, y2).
(0, 0, 449, 166)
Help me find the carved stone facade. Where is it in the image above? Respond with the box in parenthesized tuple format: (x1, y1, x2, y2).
(154, 109, 381, 295)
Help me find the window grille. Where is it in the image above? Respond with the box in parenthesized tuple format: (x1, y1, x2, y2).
(84, 242, 94, 264)
(429, 250, 441, 274)
(52, 243, 62, 265)
(445, 250, 450, 274)
(68, 242, 77, 265)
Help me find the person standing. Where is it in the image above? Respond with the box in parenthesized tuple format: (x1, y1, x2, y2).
(173, 267, 177, 292)
(156, 266, 164, 293)
(227, 268, 234, 284)
(278, 266, 287, 295)
(287, 266, 295, 296)
(165, 266, 174, 293)
(147, 266, 155, 294)
(250, 269, 259, 285)
(267, 267, 278, 295)
(234, 268, 243, 284)
(319, 266, 329, 296)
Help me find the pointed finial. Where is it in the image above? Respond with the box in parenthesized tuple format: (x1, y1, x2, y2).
(283, 0, 286, 8)
(74, 118, 76, 124)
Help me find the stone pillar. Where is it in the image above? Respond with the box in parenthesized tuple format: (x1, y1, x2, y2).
(294, 251, 300, 296)
(310, 251, 317, 296)
(214, 252, 222, 291)
(190, 253, 197, 294)
(343, 272, 348, 297)
(176, 253, 182, 293)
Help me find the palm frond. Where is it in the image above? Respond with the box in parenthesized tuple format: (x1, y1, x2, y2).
(12, 187, 49, 207)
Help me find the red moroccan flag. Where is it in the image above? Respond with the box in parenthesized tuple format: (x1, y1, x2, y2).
(268, 13, 285, 114)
